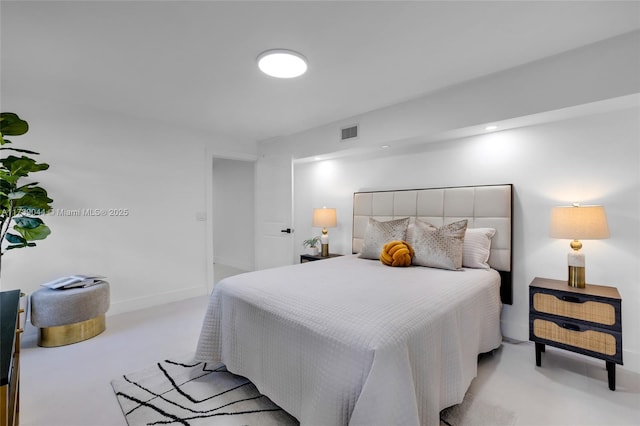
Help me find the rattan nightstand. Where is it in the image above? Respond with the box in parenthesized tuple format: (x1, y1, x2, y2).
(529, 277, 622, 390)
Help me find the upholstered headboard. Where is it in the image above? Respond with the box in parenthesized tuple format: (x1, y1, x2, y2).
(352, 184, 513, 304)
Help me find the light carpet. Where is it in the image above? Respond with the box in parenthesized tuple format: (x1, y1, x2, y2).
(112, 355, 516, 426)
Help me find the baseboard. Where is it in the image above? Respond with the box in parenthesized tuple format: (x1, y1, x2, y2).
(500, 320, 640, 374)
(22, 320, 38, 341)
(107, 285, 209, 317)
(500, 318, 528, 343)
(20, 286, 209, 343)
(621, 349, 640, 374)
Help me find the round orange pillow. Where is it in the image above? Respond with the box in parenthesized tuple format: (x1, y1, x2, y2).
(380, 240, 414, 267)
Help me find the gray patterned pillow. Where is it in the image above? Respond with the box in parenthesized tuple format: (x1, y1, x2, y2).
(358, 217, 410, 260)
(410, 219, 468, 270)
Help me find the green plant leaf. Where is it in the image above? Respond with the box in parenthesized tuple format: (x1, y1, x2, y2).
(5, 233, 26, 244)
(16, 182, 41, 191)
(0, 113, 29, 137)
(14, 222, 51, 241)
(0, 170, 20, 185)
(5, 242, 36, 250)
(12, 186, 52, 211)
(13, 216, 44, 229)
(0, 179, 12, 193)
(0, 156, 49, 177)
(0, 178, 12, 210)
(0, 147, 40, 155)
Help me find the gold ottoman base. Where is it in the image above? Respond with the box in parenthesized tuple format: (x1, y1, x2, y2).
(38, 315, 106, 347)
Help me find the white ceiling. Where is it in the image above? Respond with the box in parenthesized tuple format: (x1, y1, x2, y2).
(2, 1, 639, 144)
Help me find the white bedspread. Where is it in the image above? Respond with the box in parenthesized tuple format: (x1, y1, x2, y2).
(196, 255, 502, 426)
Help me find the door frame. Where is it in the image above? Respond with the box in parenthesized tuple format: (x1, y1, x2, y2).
(205, 148, 258, 294)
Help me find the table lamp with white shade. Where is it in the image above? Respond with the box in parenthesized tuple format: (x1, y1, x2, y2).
(313, 207, 337, 257)
(549, 204, 609, 288)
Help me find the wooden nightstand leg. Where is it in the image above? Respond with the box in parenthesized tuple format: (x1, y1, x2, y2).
(535, 342, 545, 367)
(606, 361, 616, 391)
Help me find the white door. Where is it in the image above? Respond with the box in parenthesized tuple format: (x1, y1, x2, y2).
(254, 154, 294, 270)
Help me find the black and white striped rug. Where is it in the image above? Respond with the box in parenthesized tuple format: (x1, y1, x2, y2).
(112, 355, 516, 426)
(111, 355, 298, 426)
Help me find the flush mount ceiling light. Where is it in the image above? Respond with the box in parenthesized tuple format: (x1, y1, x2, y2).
(257, 49, 308, 78)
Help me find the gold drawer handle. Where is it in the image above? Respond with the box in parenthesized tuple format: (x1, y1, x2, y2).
(16, 328, 24, 334)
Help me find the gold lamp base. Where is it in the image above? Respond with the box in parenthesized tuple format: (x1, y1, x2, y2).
(568, 266, 585, 288)
(321, 227, 329, 257)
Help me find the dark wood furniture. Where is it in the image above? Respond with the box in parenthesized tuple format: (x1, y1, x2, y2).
(529, 277, 622, 390)
(300, 253, 343, 263)
(1, 290, 21, 426)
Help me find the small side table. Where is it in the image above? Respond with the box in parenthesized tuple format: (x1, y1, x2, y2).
(300, 253, 343, 263)
(529, 277, 622, 390)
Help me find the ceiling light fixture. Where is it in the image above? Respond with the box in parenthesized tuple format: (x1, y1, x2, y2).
(485, 125, 498, 131)
(257, 49, 308, 78)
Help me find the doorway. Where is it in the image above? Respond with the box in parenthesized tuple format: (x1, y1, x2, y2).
(211, 157, 255, 284)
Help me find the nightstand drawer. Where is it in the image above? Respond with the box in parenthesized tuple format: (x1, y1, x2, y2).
(532, 318, 620, 357)
(533, 292, 616, 326)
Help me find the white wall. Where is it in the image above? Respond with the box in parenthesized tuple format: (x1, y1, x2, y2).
(0, 98, 257, 315)
(212, 158, 254, 271)
(293, 107, 640, 372)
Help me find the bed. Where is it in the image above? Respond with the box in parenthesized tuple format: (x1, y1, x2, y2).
(196, 184, 512, 426)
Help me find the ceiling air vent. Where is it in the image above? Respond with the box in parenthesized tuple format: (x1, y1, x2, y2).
(340, 124, 359, 142)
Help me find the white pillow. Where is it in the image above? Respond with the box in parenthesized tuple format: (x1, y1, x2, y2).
(358, 217, 409, 260)
(462, 228, 496, 269)
(410, 219, 468, 270)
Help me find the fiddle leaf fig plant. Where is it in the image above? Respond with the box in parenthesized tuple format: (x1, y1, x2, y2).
(0, 112, 53, 273)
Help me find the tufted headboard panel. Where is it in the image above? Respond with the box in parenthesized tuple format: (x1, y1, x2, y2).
(352, 184, 513, 304)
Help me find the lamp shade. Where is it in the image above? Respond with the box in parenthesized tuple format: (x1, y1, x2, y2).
(312, 207, 337, 228)
(549, 205, 609, 240)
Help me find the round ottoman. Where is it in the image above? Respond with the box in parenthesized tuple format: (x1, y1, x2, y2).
(30, 282, 110, 347)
